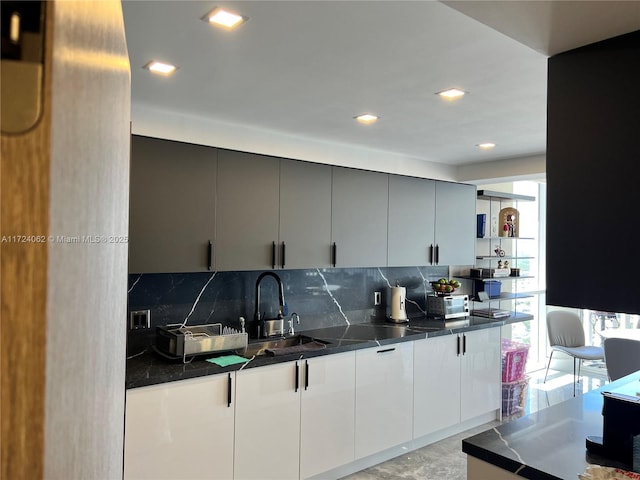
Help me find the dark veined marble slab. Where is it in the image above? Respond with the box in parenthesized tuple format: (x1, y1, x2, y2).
(462, 371, 640, 480)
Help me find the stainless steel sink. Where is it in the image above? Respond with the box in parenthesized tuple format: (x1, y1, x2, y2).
(238, 335, 330, 357)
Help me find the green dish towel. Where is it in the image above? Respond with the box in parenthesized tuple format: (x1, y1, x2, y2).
(206, 354, 249, 367)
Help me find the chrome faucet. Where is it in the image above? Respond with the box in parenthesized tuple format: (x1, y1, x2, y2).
(254, 272, 286, 338)
(287, 313, 300, 336)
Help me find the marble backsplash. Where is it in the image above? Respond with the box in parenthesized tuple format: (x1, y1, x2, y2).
(127, 266, 449, 355)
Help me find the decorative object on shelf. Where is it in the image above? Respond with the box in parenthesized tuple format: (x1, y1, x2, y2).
(476, 214, 486, 238)
(510, 268, 521, 277)
(494, 245, 505, 257)
(497, 260, 503, 269)
(499, 207, 519, 237)
(504, 261, 509, 269)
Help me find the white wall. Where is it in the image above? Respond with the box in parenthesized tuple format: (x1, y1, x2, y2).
(131, 103, 546, 183)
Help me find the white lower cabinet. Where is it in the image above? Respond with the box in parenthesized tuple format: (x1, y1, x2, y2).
(460, 327, 501, 422)
(354, 342, 414, 459)
(234, 361, 301, 480)
(124, 329, 499, 480)
(413, 334, 462, 437)
(413, 328, 501, 439)
(300, 352, 356, 479)
(124, 373, 235, 480)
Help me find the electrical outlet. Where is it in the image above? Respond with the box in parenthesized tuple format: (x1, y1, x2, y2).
(374, 291, 382, 306)
(130, 310, 150, 330)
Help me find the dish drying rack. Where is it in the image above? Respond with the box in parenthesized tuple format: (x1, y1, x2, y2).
(155, 322, 248, 363)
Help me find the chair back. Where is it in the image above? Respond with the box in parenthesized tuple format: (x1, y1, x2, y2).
(604, 337, 640, 381)
(547, 310, 585, 348)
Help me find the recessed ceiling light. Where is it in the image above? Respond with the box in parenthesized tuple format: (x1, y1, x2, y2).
(144, 61, 178, 76)
(354, 114, 379, 124)
(202, 7, 248, 29)
(437, 88, 466, 100)
(477, 143, 496, 149)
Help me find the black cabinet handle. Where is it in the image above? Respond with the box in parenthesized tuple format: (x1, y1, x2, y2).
(332, 242, 337, 267)
(377, 347, 396, 354)
(435, 244, 440, 265)
(271, 241, 276, 269)
(227, 373, 232, 407)
(208, 240, 213, 271)
(457, 335, 461, 356)
(429, 244, 434, 265)
(463, 334, 467, 355)
(281, 242, 286, 269)
(295, 362, 300, 392)
(304, 360, 309, 390)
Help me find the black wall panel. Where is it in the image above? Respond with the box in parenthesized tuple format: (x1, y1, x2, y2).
(546, 30, 640, 313)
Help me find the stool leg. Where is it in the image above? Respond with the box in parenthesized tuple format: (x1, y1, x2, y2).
(544, 350, 554, 383)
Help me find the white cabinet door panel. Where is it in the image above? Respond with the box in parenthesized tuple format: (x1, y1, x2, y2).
(460, 328, 501, 422)
(124, 374, 234, 480)
(355, 342, 413, 459)
(413, 335, 461, 438)
(300, 352, 356, 479)
(234, 362, 301, 480)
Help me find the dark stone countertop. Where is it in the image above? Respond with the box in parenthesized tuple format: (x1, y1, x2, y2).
(126, 314, 529, 389)
(462, 371, 640, 480)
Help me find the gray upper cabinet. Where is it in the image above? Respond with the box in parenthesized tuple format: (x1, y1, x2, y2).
(433, 181, 476, 266)
(128, 136, 216, 274)
(129, 137, 476, 272)
(215, 150, 280, 271)
(388, 175, 436, 266)
(279, 160, 332, 269)
(331, 167, 389, 268)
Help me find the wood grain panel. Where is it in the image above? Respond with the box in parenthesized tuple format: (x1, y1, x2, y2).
(1, 1, 130, 478)
(1, 3, 53, 479)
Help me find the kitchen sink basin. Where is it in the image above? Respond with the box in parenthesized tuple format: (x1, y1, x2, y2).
(311, 323, 423, 342)
(238, 334, 330, 357)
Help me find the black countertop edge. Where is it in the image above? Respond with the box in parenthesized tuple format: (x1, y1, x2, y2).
(462, 441, 561, 480)
(126, 315, 529, 390)
(461, 371, 640, 480)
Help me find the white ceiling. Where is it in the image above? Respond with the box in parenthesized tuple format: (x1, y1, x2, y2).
(122, 1, 639, 168)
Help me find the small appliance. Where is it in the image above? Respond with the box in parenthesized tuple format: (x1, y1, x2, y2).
(387, 284, 408, 323)
(427, 294, 469, 320)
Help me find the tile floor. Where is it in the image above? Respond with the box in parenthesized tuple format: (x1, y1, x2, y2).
(340, 367, 609, 480)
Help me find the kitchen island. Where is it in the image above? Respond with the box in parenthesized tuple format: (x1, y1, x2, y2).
(462, 370, 640, 480)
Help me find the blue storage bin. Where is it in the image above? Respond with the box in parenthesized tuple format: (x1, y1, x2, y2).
(475, 280, 502, 298)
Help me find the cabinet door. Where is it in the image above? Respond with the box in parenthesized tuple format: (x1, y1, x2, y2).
(331, 167, 389, 267)
(413, 335, 461, 438)
(129, 136, 216, 273)
(388, 175, 436, 267)
(355, 342, 413, 459)
(234, 362, 301, 480)
(300, 351, 356, 479)
(434, 181, 476, 266)
(279, 160, 332, 269)
(460, 328, 501, 422)
(216, 150, 280, 271)
(124, 374, 234, 480)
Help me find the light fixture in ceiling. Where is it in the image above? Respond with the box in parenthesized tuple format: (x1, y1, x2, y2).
(354, 114, 379, 125)
(143, 61, 178, 76)
(202, 7, 248, 29)
(436, 88, 466, 100)
(477, 143, 496, 149)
